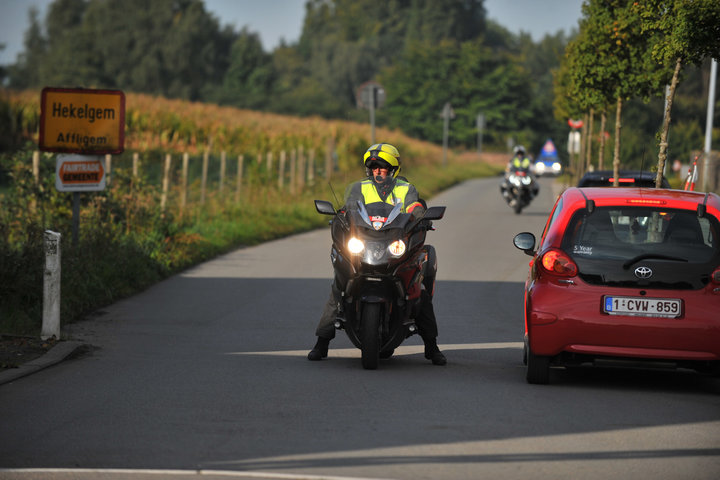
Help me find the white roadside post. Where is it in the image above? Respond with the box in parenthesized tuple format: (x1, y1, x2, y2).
(42, 230, 62, 340)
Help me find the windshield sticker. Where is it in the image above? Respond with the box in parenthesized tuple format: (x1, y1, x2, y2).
(573, 244, 593, 255)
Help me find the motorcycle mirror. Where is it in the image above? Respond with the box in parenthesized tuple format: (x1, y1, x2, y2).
(315, 200, 337, 216)
(424, 206, 446, 220)
(513, 232, 536, 256)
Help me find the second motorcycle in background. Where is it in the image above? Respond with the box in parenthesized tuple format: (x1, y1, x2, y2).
(500, 145, 539, 214)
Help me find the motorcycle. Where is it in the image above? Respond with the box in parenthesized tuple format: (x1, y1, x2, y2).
(500, 166, 538, 214)
(314, 198, 446, 369)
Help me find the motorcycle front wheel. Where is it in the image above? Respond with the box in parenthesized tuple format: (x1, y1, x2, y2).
(360, 303, 381, 370)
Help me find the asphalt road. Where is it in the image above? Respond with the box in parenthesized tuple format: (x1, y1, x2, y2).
(1, 176, 719, 480)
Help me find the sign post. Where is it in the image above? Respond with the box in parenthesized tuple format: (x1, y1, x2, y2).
(440, 102, 455, 167)
(476, 113, 485, 155)
(357, 81, 385, 145)
(39, 87, 125, 245)
(567, 119, 584, 179)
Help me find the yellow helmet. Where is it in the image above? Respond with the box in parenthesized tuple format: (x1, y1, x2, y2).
(363, 143, 401, 178)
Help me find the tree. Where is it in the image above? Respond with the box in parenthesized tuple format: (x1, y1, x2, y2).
(381, 37, 532, 147)
(7, 7, 47, 88)
(521, 31, 574, 160)
(214, 28, 272, 107)
(558, 0, 666, 183)
(8, 0, 233, 100)
(634, 0, 720, 187)
(296, 0, 488, 117)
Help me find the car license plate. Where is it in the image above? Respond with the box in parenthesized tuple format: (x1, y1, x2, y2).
(603, 296, 682, 318)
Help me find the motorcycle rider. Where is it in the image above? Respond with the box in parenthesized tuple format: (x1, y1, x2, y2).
(507, 145, 532, 171)
(501, 145, 539, 201)
(307, 143, 447, 366)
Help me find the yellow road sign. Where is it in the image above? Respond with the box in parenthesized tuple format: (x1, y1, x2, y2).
(40, 87, 125, 154)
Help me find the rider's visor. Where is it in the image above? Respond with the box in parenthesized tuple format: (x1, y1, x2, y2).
(366, 159, 391, 170)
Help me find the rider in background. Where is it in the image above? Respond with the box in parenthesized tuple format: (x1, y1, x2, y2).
(501, 145, 539, 200)
(307, 143, 447, 366)
(507, 145, 532, 171)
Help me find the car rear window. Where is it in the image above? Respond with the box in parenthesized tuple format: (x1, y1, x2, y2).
(562, 207, 719, 263)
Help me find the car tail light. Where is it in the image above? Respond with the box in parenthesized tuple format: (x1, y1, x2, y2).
(540, 249, 578, 277)
(625, 199, 667, 206)
(609, 177, 636, 184)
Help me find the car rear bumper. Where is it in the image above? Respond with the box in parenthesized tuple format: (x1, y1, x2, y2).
(527, 281, 720, 362)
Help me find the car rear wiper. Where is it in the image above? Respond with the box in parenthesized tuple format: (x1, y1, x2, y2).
(622, 253, 688, 269)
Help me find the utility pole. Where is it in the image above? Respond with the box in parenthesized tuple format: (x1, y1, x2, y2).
(441, 102, 455, 167)
(476, 113, 485, 156)
(703, 59, 717, 192)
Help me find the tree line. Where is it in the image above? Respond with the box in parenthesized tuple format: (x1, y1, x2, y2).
(2, 0, 573, 155)
(1, 0, 718, 171)
(555, 0, 720, 185)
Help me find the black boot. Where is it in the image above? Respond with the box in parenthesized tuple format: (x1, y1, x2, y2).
(308, 337, 330, 361)
(423, 338, 447, 366)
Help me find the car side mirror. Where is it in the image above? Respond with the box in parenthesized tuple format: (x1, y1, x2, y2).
(513, 232, 536, 256)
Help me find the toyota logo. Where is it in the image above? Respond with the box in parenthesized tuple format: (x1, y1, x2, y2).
(634, 266, 653, 279)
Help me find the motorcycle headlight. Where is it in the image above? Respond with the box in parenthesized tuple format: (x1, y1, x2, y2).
(522, 176, 532, 185)
(509, 175, 521, 186)
(347, 237, 365, 254)
(388, 240, 406, 257)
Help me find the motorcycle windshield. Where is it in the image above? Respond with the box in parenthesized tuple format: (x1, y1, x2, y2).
(350, 201, 411, 232)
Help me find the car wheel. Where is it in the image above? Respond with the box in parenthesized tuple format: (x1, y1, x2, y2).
(523, 336, 528, 366)
(526, 349, 550, 384)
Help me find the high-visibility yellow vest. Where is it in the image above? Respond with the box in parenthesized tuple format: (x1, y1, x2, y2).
(360, 179, 412, 212)
(512, 157, 531, 169)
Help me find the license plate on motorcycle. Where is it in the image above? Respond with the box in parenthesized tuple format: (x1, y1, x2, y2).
(603, 296, 682, 318)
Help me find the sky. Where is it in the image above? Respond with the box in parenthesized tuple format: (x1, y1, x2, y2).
(0, 0, 583, 66)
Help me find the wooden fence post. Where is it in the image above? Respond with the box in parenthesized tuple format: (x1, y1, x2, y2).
(278, 151, 286, 190)
(235, 154, 244, 203)
(325, 138, 334, 180)
(105, 154, 112, 186)
(161, 153, 172, 215)
(289, 149, 297, 195)
(266, 152, 274, 178)
(31, 151, 40, 213)
(219, 150, 226, 196)
(181, 152, 189, 216)
(308, 149, 315, 185)
(132, 152, 139, 178)
(201, 150, 209, 205)
(32, 151, 40, 183)
(297, 146, 306, 192)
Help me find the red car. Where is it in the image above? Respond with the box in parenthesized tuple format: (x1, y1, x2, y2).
(513, 187, 720, 384)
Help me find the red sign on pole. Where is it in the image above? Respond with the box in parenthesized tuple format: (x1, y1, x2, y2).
(568, 118, 584, 129)
(55, 154, 106, 192)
